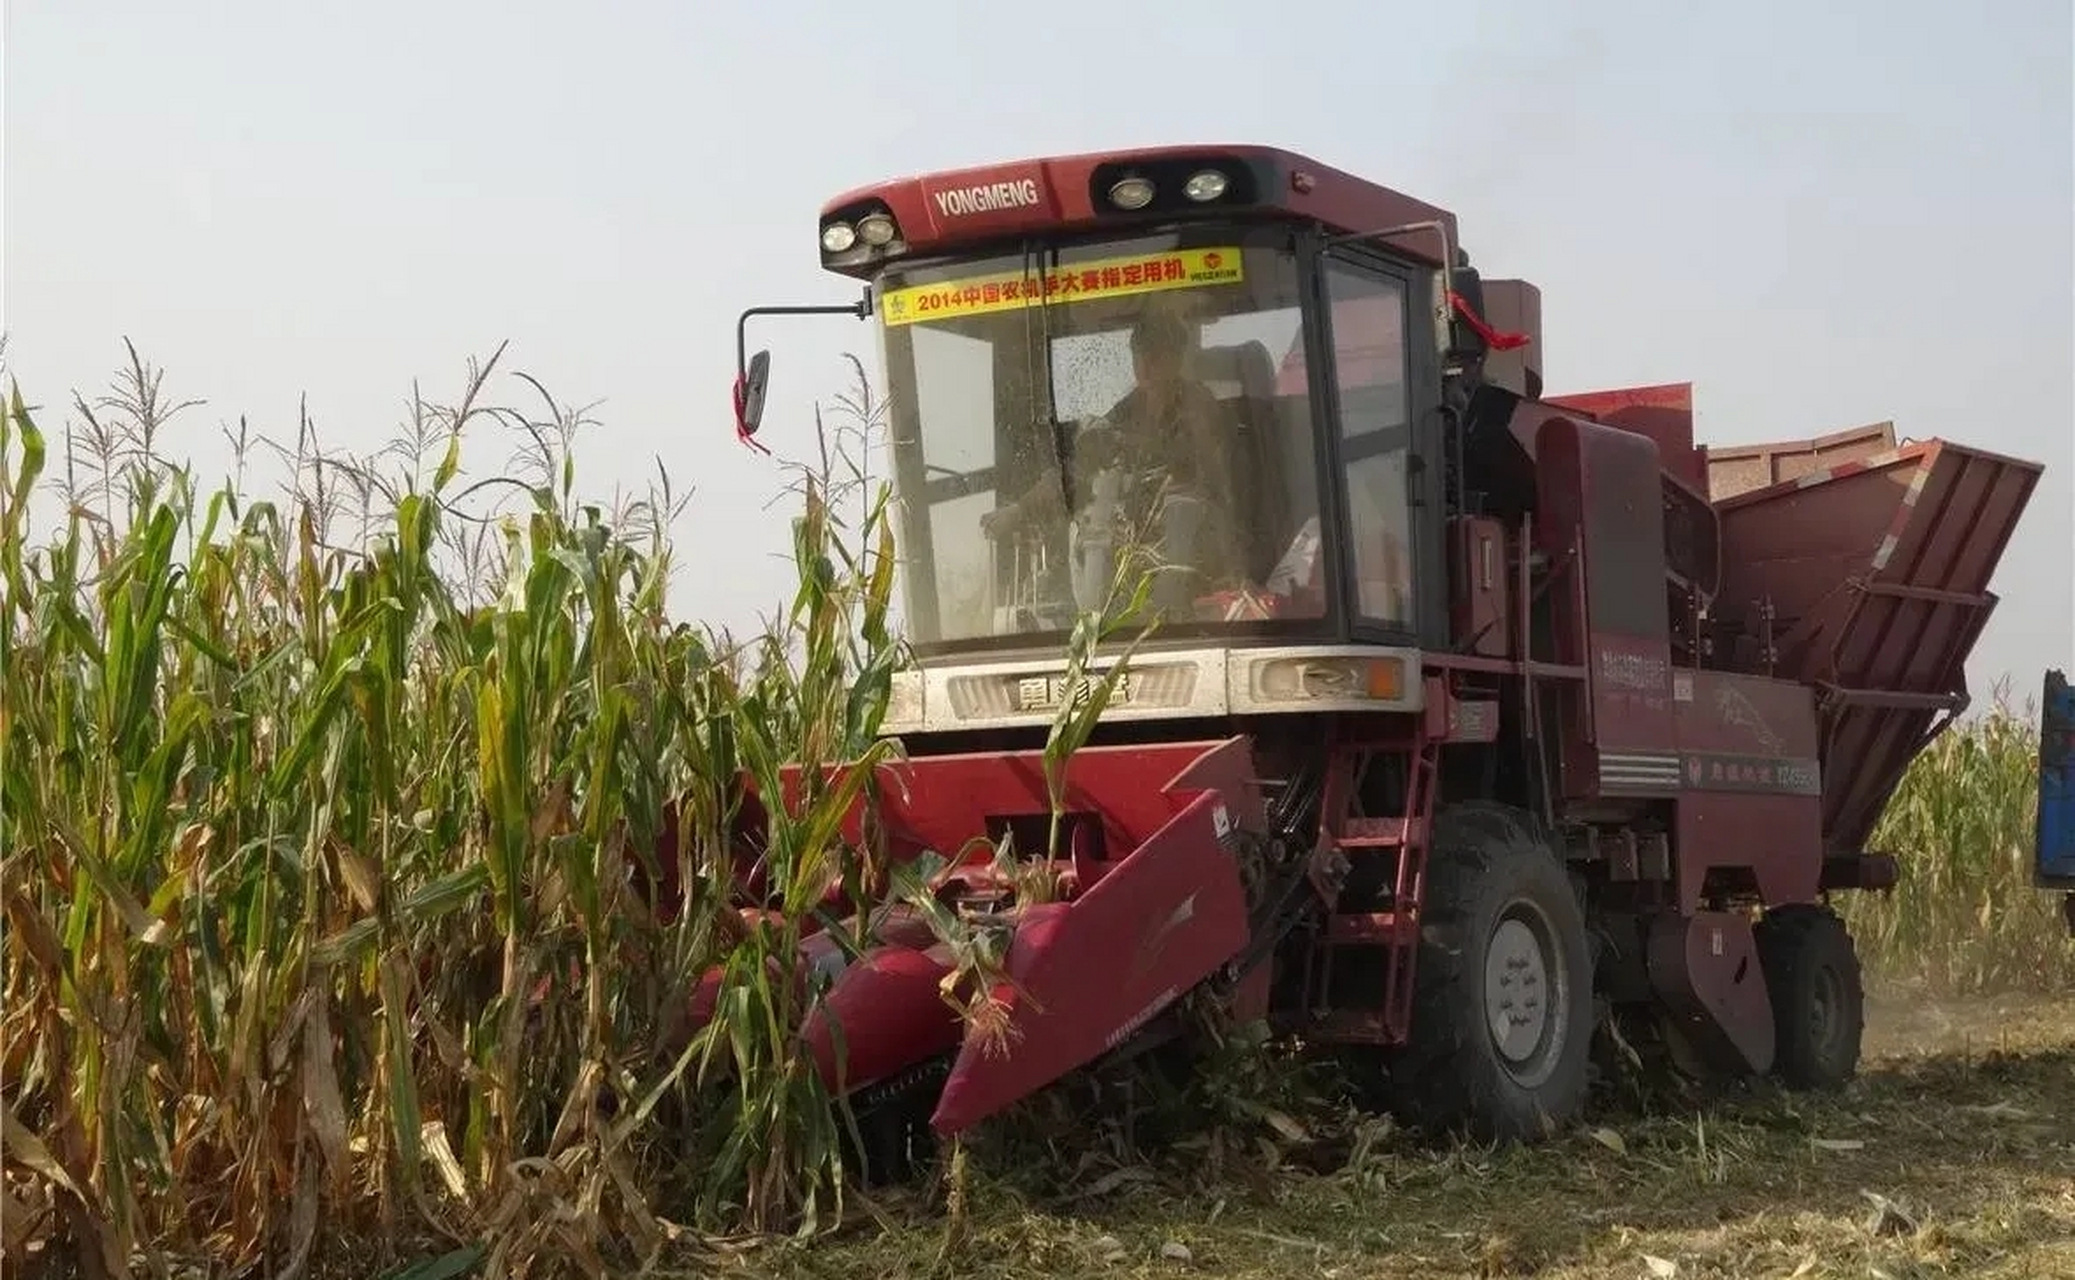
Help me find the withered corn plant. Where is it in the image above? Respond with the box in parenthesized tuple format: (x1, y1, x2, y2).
(0, 347, 918, 1279)
(1841, 686, 2075, 994)
(673, 420, 910, 1237)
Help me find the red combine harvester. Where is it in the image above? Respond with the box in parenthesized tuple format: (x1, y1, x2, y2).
(715, 144, 2045, 1177)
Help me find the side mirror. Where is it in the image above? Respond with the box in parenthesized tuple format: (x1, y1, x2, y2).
(735, 349, 771, 441)
(730, 290, 870, 453)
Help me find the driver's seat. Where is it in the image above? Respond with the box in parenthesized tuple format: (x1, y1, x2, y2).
(1193, 339, 1292, 583)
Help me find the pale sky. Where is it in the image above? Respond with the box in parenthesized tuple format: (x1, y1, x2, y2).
(6, 0, 2071, 696)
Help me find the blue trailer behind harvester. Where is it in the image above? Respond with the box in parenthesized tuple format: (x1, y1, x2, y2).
(2038, 668, 2074, 936)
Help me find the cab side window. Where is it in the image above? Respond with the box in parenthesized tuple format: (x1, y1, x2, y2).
(1322, 263, 1415, 628)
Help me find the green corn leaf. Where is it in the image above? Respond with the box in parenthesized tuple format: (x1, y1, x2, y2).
(382, 1246, 484, 1280)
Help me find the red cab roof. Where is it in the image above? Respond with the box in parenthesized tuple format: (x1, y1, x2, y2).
(817, 144, 1460, 275)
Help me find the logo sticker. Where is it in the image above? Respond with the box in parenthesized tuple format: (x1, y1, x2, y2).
(880, 246, 1247, 328)
(931, 179, 1041, 218)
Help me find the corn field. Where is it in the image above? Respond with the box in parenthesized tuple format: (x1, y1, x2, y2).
(0, 348, 960, 1279)
(1, 350, 2067, 1279)
(1841, 683, 2075, 995)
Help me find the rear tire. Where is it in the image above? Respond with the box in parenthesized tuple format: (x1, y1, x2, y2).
(1389, 802, 1595, 1142)
(1755, 903, 1864, 1090)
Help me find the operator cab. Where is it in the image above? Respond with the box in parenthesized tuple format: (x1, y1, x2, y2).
(734, 147, 1539, 731)
(873, 225, 1436, 657)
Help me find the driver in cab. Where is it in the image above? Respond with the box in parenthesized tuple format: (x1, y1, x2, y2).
(980, 310, 1244, 601)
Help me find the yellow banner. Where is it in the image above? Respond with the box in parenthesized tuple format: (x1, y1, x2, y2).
(879, 246, 1246, 328)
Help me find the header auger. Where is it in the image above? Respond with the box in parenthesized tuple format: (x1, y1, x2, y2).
(714, 143, 2046, 1179)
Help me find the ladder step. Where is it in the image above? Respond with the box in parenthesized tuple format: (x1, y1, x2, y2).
(1339, 825, 1401, 847)
(1325, 911, 1420, 945)
(1340, 817, 1421, 847)
(1304, 1009, 1398, 1045)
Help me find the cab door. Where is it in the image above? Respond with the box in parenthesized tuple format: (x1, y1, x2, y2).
(1315, 251, 1443, 647)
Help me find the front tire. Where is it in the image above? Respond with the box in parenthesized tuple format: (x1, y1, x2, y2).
(1390, 803, 1595, 1142)
(1755, 903, 1864, 1090)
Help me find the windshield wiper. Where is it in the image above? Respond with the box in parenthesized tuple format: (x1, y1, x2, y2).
(1021, 238, 1077, 517)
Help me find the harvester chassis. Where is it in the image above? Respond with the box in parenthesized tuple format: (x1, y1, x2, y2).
(713, 140, 2044, 1188)
(699, 393, 2038, 1176)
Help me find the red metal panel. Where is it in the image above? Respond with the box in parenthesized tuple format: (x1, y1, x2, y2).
(1645, 911, 1776, 1074)
(1448, 515, 1509, 657)
(1673, 671, 1824, 910)
(1535, 415, 1681, 799)
(1674, 670, 1822, 765)
(1546, 382, 1705, 493)
(915, 162, 1061, 240)
(1713, 440, 2043, 852)
(769, 736, 1266, 875)
(1532, 415, 1593, 799)
(670, 737, 1264, 1129)
(800, 944, 964, 1093)
(818, 144, 1460, 271)
(1540, 385, 1721, 600)
(929, 783, 1252, 1134)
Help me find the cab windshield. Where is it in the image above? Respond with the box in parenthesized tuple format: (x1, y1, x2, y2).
(876, 228, 1328, 650)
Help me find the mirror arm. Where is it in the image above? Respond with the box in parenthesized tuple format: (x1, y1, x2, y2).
(734, 292, 873, 384)
(732, 289, 873, 451)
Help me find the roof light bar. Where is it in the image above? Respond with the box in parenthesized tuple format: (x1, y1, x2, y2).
(1108, 176, 1155, 210)
(857, 212, 898, 246)
(1183, 169, 1229, 202)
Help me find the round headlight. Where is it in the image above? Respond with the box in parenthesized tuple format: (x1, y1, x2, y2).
(821, 222, 857, 253)
(857, 213, 897, 246)
(1183, 169, 1229, 202)
(1108, 177, 1155, 210)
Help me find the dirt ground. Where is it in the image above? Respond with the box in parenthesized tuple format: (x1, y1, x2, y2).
(711, 987, 2075, 1280)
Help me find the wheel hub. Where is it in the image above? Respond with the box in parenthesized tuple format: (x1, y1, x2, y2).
(1484, 915, 1552, 1065)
